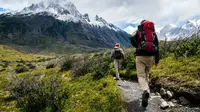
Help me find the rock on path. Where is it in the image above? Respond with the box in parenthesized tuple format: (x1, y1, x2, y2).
(117, 80, 200, 112)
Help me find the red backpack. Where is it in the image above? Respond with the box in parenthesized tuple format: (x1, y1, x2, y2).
(137, 20, 157, 53)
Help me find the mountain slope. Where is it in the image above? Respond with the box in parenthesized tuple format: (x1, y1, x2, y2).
(0, 1, 130, 53)
(0, 45, 37, 61)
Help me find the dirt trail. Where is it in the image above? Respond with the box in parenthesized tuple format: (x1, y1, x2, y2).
(117, 80, 200, 112)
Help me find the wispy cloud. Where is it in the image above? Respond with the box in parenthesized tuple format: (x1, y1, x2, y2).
(0, 0, 200, 27)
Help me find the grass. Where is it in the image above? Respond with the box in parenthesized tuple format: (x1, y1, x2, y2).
(65, 74, 124, 112)
(0, 45, 37, 61)
(1, 43, 200, 111)
(151, 55, 200, 92)
(0, 63, 19, 111)
(0, 45, 125, 112)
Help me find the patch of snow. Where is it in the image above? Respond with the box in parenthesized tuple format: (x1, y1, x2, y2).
(124, 26, 137, 34)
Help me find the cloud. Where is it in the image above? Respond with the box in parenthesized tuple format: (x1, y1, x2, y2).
(0, 0, 200, 27)
(124, 26, 137, 34)
(72, 0, 200, 26)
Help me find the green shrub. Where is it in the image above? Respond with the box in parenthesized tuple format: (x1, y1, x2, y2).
(2, 61, 9, 68)
(151, 56, 200, 87)
(15, 66, 29, 73)
(37, 58, 46, 62)
(46, 63, 56, 69)
(26, 63, 36, 69)
(16, 63, 23, 67)
(160, 36, 200, 58)
(92, 56, 112, 80)
(72, 58, 95, 77)
(72, 56, 112, 78)
(60, 59, 73, 72)
(65, 74, 124, 112)
(17, 59, 26, 64)
(0, 68, 6, 72)
(7, 72, 68, 112)
(121, 53, 136, 70)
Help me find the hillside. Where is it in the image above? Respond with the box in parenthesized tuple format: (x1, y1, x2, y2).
(1, 34, 200, 111)
(0, 45, 37, 61)
(0, 45, 126, 111)
(0, 1, 131, 53)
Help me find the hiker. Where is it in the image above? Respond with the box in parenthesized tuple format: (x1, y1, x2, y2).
(131, 20, 159, 108)
(111, 43, 124, 80)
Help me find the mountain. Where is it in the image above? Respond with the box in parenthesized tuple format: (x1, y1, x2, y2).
(124, 18, 200, 40)
(159, 19, 200, 40)
(0, 1, 130, 53)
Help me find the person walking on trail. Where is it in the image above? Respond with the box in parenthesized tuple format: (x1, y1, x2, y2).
(111, 43, 124, 80)
(131, 20, 159, 108)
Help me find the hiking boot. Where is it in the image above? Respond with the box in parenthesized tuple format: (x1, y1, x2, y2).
(113, 77, 120, 80)
(116, 77, 120, 80)
(142, 90, 150, 108)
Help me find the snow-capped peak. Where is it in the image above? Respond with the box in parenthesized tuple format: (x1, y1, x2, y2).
(19, 0, 86, 23)
(181, 20, 200, 30)
(88, 15, 121, 31)
(95, 15, 107, 24)
(9, 0, 121, 31)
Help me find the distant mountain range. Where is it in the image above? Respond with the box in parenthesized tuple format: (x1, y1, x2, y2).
(158, 19, 200, 40)
(0, 1, 130, 53)
(124, 18, 200, 40)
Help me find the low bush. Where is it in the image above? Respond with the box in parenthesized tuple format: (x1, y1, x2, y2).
(92, 56, 112, 80)
(72, 58, 95, 77)
(26, 63, 36, 69)
(151, 56, 200, 88)
(15, 66, 29, 73)
(121, 53, 136, 70)
(16, 59, 26, 64)
(65, 74, 124, 112)
(46, 63, 56, 69)
(2, 61, 9, 68)
(60, 59, 73, 72)
(7, 72, 68, 112)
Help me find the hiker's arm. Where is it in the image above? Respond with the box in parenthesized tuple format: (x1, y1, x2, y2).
(111, 49, 114, 59)
(130, 31, 138, 48)
(154, 34, 159, 65)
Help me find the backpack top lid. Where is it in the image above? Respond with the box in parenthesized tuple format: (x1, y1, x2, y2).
(141, 20, 155, 31)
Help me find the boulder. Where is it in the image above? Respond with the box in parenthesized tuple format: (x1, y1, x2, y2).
(179, 96, 190, 105)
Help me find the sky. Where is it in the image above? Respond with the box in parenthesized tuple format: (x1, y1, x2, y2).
(1, 0, 200, 33)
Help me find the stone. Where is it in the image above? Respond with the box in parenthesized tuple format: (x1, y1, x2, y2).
(166, 90, 173, 99)
(168, 101, 175, 107)
(179, 96, 190, 105)
(160, 88, 167, 98)
(156, 92, 160, 96)
(160, 99, 169, 109)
